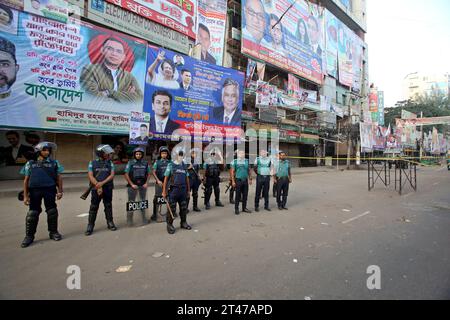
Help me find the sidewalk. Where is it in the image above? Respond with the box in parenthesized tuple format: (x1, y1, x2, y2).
(0, 166, 339, 198)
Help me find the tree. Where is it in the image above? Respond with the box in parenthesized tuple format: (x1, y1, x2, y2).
(385, 94, 450, 133)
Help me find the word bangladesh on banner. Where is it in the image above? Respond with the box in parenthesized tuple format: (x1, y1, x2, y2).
(241, 0, 324, 85)
(143, 45, 244, 142)
(0, 11, 147, 134)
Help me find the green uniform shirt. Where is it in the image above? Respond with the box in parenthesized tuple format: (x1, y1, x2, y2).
(232, 158, 249, 180)
(275, 159, 290, 178)
(254, 156, 271, 176)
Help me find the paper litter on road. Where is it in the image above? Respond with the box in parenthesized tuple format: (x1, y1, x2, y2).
(321, 222, 329, 226)
(293, 259, 298, 263)
(115, 265, 132, 273)
(304, 296, 312, 300)
(342, 209, 351, 212)
(76, 213, 89, 218)
(152, 252, 164, 258)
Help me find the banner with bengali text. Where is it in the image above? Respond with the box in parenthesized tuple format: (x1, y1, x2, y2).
(143, 45, 244, 141)
(0, 12, 147, 134)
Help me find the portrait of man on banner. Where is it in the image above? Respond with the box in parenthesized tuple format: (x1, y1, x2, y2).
(211, 78, 241, 126)
(149, 90, 180, 134)
(80, 35, 143, 103)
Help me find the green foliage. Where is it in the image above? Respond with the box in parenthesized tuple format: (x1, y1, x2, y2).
(384, 94, 450, 132)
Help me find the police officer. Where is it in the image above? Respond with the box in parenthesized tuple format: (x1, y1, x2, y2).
(274, 151, 292, 210)
(162, 149, 191, 234)
(230, 149, 252, 215)
(85, 144, 117, 236)
(254, 149, 272, 212)
(203, 149, 224, 210)
(124, 147, 151, 226)
(20, 142, 64, 248)
(152, 146, 172, 222)
(187, 148, 202, 212)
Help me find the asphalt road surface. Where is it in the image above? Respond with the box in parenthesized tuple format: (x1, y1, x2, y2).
(0, 166, 449, 300)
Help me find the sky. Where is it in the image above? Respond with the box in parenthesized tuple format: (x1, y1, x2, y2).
(366, 0, 450, 108)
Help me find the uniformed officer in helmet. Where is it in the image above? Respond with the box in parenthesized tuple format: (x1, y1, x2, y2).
(85, 144, 117, 236)
(151, 146, 172, 222)
(187, 148, 202, 212)
(230, 148, 253, 215)
(20, 142, 64, 248)
(162, 149, 191, 234)
(202, 148, 225, 210)
(124, 147, 151, 226)
(273, 150, 292, 210)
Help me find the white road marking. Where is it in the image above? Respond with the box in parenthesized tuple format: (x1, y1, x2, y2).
(342, 211, 371, 224)
(77, 213, 89, 218)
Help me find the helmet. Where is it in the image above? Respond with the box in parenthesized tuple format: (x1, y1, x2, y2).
(34, 142, 57, 154)
(96, 144, 114, 157)
(133, 147, 145, 158)
(159, 146, 169, 154)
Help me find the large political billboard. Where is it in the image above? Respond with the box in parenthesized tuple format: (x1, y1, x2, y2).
(0, 11, 147, 134)
(193, 0, 227, 65)
(105, 0, 197, 39)
(241, 0, 324, 85)
(325, 9, 338, 78)
(143, 45, 244, 141)
(87, 0, 194, 54)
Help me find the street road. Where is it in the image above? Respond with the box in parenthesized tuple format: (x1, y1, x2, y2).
(0, 166, 449, 299)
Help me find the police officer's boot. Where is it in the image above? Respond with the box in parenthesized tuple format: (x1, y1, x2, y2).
(151, 198, 158, 222)
(85, 205, 98, 236)
(180, 201, 192, 230)
(21, 210, 39, 248)
(192, 195, 201, 212)
(104, 203, 117, 231)
(216, 200, 224, 207)
(126, 211, 133, 227)
(166, 203, 176, 234)
(47, 208, 62, 241)
(205, 188, 211, 210)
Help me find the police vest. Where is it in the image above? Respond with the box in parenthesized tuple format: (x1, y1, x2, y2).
(129, 160, 149, 186)
(256, 157, 272, 175)
(92, 159, 113, 187)
(170, 162, 188, 187)
(206, 161, 220, 177)
(155, 159, 170, 181)
(28, 160, 58, 189)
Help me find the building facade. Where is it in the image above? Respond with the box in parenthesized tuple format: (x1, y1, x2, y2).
(0, 0, 369, 178)
(403, 72, 450, 101)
